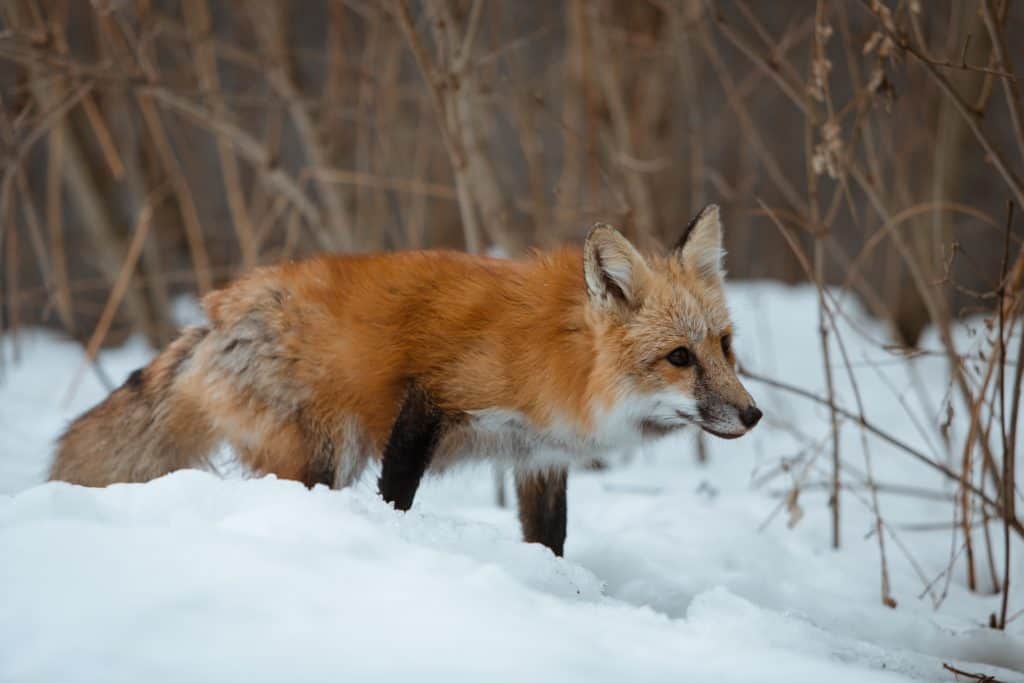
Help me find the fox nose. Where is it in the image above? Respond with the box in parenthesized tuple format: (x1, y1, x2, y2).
(739, 405, 762, 428)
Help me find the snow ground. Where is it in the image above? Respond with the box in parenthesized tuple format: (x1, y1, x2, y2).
(1, 282, 1022, 682)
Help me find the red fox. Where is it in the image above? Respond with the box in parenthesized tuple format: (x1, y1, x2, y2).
(50, 204, 760, 555)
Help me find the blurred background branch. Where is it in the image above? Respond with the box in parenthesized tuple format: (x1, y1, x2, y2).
(0, 0, 1020, 347)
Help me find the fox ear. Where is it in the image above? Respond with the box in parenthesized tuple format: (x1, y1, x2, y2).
(674, 204, 724, 279)
(584, 223, 649, 310)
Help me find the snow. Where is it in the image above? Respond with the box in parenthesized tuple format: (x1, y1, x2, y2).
(1, 282, 1022, 682)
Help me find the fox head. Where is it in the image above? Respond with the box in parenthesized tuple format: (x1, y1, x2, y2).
(583, 204, 761, 440)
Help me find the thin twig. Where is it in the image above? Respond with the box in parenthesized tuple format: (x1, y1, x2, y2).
(859, 0, 1024, 209)
(997, 200, 1013, 628)
(941, 662, 1005, 683)
(64, 187, 167, 406)
(739, 365, 1021, 535)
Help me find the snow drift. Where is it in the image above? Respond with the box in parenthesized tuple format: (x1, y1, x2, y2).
(1, 283, 1022, 682)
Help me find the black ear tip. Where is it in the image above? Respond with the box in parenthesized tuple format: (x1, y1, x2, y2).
(675, 204, 721, 251)
(676, 207, 704, 250)
(692, 203, 721, 227)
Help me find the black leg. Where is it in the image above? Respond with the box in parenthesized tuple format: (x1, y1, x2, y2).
(378, 383, 444, 511)
(515, 467, 568, 556)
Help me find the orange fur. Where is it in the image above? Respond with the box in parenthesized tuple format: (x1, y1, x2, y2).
(50, 207, 759, 493)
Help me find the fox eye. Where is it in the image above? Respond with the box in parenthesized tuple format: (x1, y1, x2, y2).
(667, 346, 694, 368)
(721, 334, 732, 355)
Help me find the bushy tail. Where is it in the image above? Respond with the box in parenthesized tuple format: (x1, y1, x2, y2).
(50, 327, 217, 486)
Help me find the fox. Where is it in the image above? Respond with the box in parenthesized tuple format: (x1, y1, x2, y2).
(50, 204, 760, 556)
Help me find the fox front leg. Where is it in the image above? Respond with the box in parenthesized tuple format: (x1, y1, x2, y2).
(378, 383, 444, 511)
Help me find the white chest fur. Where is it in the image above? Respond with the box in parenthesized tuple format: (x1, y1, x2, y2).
(440, 387, 699, 471)
(431, 408, 595, 470)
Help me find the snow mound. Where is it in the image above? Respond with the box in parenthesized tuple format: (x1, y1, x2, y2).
(1, 282, 1022, 681)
